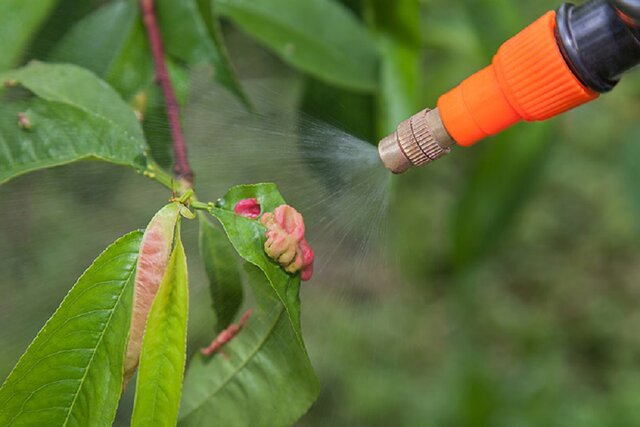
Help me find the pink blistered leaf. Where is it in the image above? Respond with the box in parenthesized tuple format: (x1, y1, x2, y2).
(234, 198, 261, 219)
(260, 204, 314, 281)
(124, 203, 180, 384)
(299, 239, 314, 282)
(273, 205, 305, 240)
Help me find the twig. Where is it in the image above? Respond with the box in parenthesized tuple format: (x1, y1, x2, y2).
(141, 0, 194, 185)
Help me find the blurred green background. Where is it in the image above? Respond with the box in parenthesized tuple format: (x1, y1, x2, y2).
(2, 0, 640, 425)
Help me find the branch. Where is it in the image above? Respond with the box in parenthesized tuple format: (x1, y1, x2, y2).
(141, 0, 193, 185)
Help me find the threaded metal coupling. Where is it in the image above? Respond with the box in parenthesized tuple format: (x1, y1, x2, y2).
(378, 108, 455, 174)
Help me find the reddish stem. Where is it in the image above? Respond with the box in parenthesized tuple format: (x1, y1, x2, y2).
(141, 0, 193, 184)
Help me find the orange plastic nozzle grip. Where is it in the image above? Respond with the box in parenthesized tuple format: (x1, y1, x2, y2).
(437, 11, 598, 147)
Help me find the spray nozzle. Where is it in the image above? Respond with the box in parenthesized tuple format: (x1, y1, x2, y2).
(378, 108, 455, 174)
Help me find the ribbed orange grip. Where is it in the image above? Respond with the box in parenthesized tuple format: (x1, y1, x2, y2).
(437, 11, 598, 147)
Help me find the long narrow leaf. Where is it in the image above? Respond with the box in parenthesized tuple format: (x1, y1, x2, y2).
(132, 231, 189, 426)
(0, 231, 143, 426)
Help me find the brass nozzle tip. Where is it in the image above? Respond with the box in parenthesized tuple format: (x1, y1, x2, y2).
(378, 133, 412, 174)
(378, 108, 454, 174)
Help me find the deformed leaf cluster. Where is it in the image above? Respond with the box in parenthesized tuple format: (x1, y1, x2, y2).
(0, 0, 398, 425)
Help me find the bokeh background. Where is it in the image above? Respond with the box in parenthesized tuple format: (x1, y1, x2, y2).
(2, 0, 640, 425)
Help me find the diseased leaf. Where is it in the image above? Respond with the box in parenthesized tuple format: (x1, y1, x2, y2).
(210, 183, 304, 334)
(125, 203, 181, 382)
(217, 0, 379, 92)
(131, 229, 189, 427)
(156, 0, 248, 105)
(0, 231, 143, 426)
(199, 213, 243, 331)
(180, 183, 319, 426)
(0, 0, 59, 71)
(0, 62, 153, 185)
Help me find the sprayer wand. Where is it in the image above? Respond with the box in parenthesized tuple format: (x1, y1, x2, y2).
(379, 0, 640, 174)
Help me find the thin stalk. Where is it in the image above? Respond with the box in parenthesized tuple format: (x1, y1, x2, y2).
(140, 0, 194, 185)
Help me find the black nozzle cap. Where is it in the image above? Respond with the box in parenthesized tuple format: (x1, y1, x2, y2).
(556, 0, 640, 92)
(611, 0, 640, 24)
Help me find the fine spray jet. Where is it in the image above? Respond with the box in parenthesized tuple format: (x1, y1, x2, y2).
(379, 0, 640, 173)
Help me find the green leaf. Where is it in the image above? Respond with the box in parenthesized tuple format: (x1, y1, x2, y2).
(47, 0, 180, 170)
(217, 0, 379, 92)
(459, 0, 522, 58)
(50, 0, 155, 101)
(618, 127, 640, 227)
(363, 0, 421, 136)
(363, 0, 422, 44)
(0, 230, 143, 425)
(451, 122, 554, 268)
(198, 213, 243, 331)
(0, 0, 59, 71)
(301, 76, 377, 143)
(157, 0, 248, 105)
(376, 35, 420, 136)
(209, 183, 303, 335)
(0, 62, 152, 185)
(180, 183, 319, 426)
(132, 230, 189, 427)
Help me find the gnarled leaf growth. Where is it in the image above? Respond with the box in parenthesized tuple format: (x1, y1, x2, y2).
(179, 184, 319, 426)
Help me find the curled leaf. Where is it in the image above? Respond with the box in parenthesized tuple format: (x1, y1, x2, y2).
(124, 203, 180, 382)
(131, 231, 188, 426)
